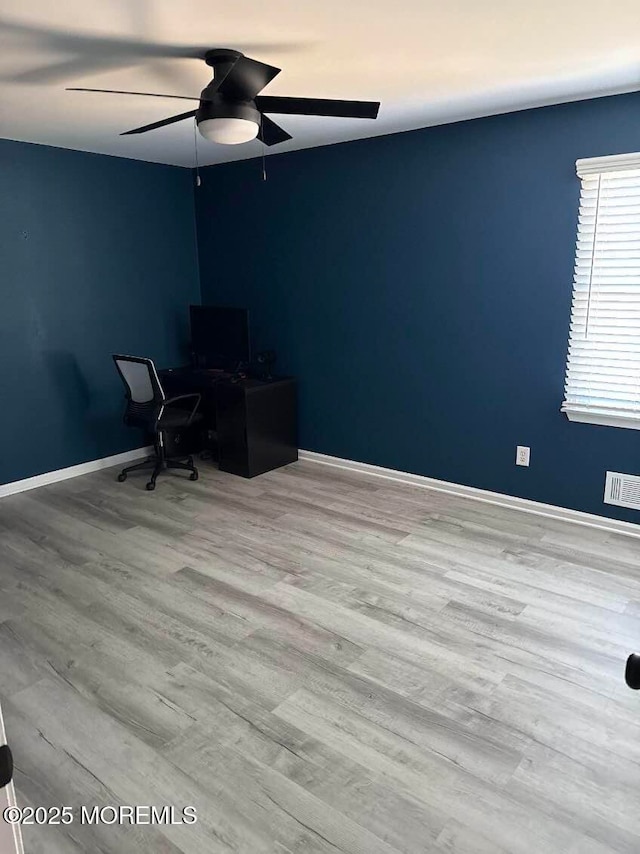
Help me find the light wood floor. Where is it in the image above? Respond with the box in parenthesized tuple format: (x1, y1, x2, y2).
(1, 458, 639, 854)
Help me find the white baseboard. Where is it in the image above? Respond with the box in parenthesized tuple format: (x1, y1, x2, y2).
(299, 450, 640, 541)
(0, 447, 153, 499)
(4, 445, 638, 541)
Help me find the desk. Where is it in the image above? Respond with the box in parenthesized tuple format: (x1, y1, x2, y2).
(160, 368, 298, 478)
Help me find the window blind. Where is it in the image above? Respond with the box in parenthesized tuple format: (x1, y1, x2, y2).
(562, 152, 640, 430)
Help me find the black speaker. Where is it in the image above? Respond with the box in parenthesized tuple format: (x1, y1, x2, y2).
(255, 349, 277, 380)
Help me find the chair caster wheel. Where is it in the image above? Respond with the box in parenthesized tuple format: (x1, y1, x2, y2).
(146, 481, 156, 491)
(190, 471, 199, 481)
(117, 473, 127, 482)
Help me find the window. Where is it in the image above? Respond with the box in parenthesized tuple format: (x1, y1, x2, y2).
(563, 152, 640, 430)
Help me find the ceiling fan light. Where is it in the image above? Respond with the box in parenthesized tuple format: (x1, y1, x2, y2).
(198, 117, 258, 145)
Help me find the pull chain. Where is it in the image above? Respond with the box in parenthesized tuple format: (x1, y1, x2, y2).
(261, 115, 267, 182)
(193, 119, 201, 187)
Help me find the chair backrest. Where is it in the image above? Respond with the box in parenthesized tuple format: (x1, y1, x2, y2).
(112, 355, 165, 427)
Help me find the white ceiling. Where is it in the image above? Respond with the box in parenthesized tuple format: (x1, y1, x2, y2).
(1, 0, 640, 168)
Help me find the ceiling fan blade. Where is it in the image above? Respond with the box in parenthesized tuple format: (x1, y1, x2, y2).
(120, 109, 197, 135)
(7, 56, 130, 84)
(258, 114, 293, 146)
(256, 96, 380, 120)
(0, 15, 306, 84)
(67, 87, 200, 101)
(65, 56, 241, 104)
(0, 16, 300, 59)
(146, 57, 204, 101)
(218, 56, 281, 100)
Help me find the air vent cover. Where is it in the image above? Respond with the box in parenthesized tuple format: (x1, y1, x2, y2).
(604, 471, 640, 510)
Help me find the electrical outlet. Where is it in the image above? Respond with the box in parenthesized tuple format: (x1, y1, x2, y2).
(516, 446, 530, 467)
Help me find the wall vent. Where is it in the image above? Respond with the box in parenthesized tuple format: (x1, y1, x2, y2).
(604, 471, 640, 510)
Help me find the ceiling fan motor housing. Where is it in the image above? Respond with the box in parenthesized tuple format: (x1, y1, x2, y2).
(203, 48, 243, 70)
(196, 94, 260, 126)
(198, 49, 260, 126)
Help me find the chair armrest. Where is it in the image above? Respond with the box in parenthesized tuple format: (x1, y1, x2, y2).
(162, 393, 202, 425)
(163, 393, 201, 406)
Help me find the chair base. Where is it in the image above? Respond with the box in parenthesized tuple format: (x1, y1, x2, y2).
(117, 446, 199, 491)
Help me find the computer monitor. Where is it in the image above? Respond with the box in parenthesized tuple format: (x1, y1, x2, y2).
(189, 305, 251, 369)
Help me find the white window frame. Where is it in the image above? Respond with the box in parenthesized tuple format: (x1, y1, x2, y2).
(562, 152, 640, 431)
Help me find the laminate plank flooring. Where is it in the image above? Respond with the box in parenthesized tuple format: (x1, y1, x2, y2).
(1, 459, 639, 853)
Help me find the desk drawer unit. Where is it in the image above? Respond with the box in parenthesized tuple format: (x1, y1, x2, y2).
(216, 378, 298, 478)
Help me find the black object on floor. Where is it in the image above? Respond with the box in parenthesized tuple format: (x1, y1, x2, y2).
(626, 653, 640, 690)
(0, 745, 13, 788)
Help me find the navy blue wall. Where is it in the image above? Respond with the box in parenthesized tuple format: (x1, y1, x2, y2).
(0, 139, 199, 485)
(195, 92, 640, 523)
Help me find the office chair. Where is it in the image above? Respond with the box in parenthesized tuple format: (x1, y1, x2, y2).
(113, 354, 202, 491)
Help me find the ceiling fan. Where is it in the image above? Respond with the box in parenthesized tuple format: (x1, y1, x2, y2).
(67, 48, 380, 146)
